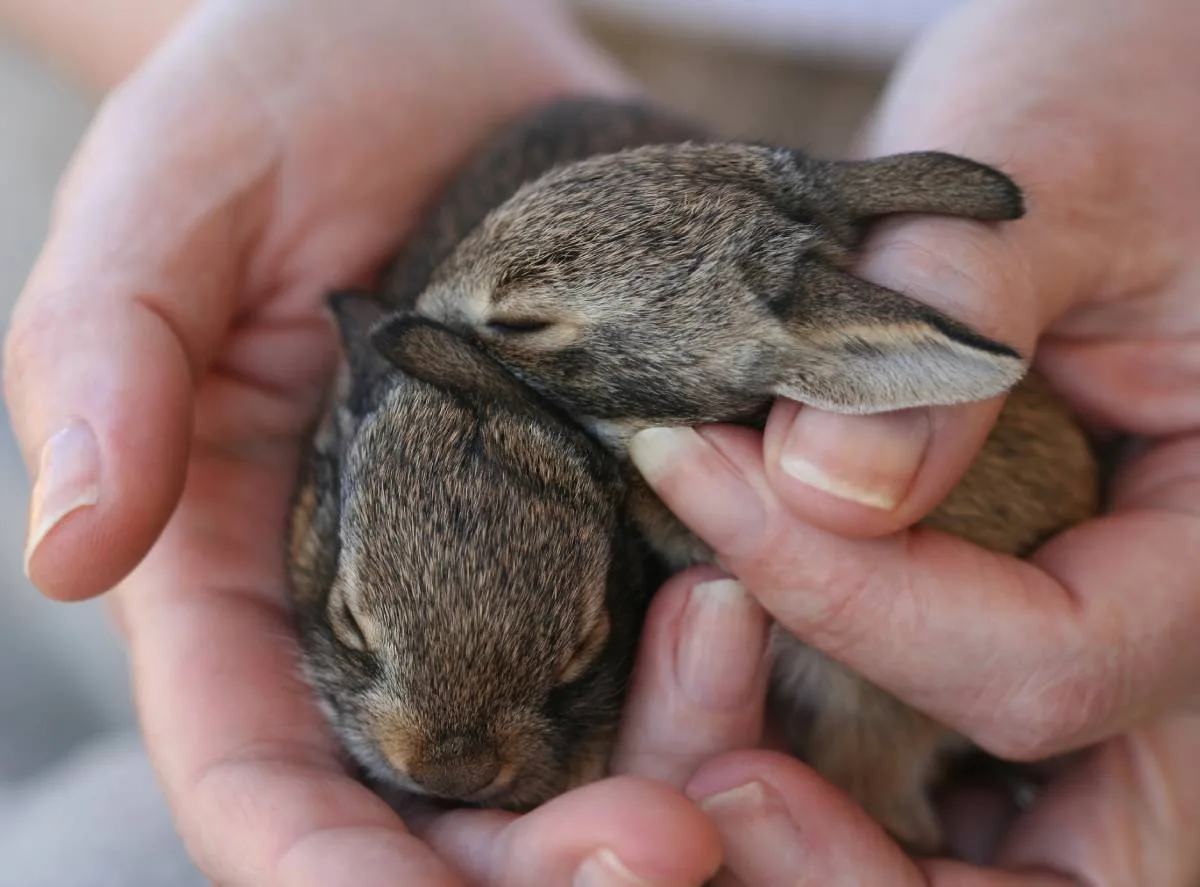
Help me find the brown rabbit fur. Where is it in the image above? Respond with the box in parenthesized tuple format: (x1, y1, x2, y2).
(288, 97, 1099, 854)
(286, 293, 668, 810)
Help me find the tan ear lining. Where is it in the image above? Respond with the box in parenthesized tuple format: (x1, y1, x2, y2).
(772, 320, 1027, 414)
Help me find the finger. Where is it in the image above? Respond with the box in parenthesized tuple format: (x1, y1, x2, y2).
(1035, 336, 1200, 437)
(610, 566, 771, 787)
(686, 751, 1070, 887)
(759, 215, 1036, 540)
(420, 776, 722, 887)
(629, 424, 1200, 760)
(2, 49, 277, 601)
(688, 751, 925, 887)
(760, 0, 1142, 542)
(274, 829, 462, 887)
(999, 710, 1200, 887)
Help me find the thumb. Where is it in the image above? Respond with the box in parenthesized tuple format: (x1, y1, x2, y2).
(767, 0, 1105, 539)
(760, 210, 1045, 538)
(2, 56, 274, 601)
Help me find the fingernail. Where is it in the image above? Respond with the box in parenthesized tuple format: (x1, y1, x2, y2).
(574, 848, 656, 887)
(628, 426, 696, 486)
(779, 407, 930, 510)
(699, 782, 806, 871)
(24, 420, 100, 573)
(699, 780, 768, 812)
(630, 426, 766, 555)
(700, 782, 797, 832)
(677, 579, 766, 710)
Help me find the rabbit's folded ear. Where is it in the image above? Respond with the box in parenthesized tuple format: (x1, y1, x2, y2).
(772, 264, 1027, 413)
(375, 313, 623, 484)
(812, 151, 1025, 224)
(372, 312, 545, 410)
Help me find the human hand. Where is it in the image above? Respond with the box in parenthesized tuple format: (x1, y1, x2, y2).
(691, 710, 1200, 886)
(1, 1, 727, 884)
(624, 568, 1200, 886)
(627, 0, 1200, 773)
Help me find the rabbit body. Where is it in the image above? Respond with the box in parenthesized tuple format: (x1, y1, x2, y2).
(287, 96, 1100, 852)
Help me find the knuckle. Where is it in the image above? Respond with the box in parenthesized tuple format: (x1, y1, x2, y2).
(750, 527, 899, 662)
(972, 656, 1119, 761)
(802, 574, 886, 660)
(2, 303, 47, 419)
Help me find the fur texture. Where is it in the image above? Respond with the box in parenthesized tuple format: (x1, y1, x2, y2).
(286, 292, 663, 809)
(285, 97, 1101, 854)
(408, 138, 1027, 435)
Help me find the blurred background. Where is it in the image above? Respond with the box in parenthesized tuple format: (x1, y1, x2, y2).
(0, 0, 964, 834)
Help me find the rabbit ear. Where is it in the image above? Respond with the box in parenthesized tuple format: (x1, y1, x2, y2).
(371, 313, 548, 411)
(771, 264, 1027, 413)
(812, 151, 1025, 224)
(374, 313, 622, 484)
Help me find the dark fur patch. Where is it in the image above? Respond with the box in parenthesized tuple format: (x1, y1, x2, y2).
(921, 309, 1024, 360)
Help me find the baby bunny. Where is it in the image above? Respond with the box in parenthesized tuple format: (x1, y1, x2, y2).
(374, 97, 1101, 851)
(408, 138, 1028, 447)
(285, 291, 664, 811)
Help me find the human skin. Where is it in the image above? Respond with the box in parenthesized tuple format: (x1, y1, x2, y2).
(0, 0, 193, 91)
(629, 570, 1200, 886)
(0, 1, 725, 885)
(628, 0, 1200, 881)
(632, 0, 1200, 762)
(4, 0, 1200, 883)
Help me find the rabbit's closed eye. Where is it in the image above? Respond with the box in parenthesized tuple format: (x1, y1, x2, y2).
(332, 594, 369, 652)
(486, 318, 554, 335)
(556, 607, 610, 686)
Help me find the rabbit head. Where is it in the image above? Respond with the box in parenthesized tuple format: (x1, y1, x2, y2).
(404, 142, 1028, 449)
(286, 293, 658, 810)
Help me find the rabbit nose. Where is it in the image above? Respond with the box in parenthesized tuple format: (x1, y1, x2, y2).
(409, 733, 502, 798)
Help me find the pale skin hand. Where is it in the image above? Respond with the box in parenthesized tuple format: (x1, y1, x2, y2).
(6, 0, 1199, 884)
(632, 0, 1200, 762)
(624, 0, 1200, 880)
(625, 569, 1200, 886)
(0, 1, 727, 884)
